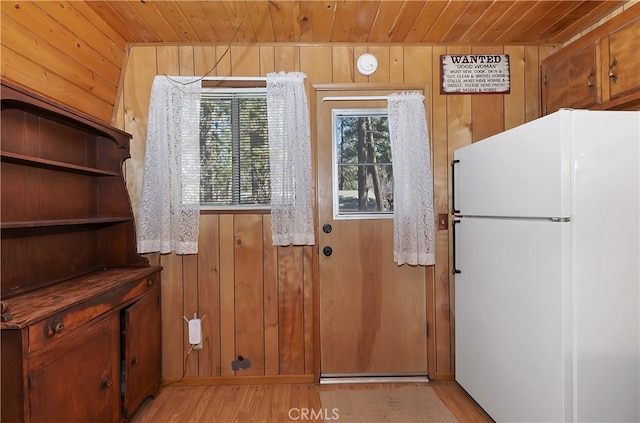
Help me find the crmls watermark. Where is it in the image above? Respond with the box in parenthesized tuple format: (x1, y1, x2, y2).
(288, 407, 340, 421)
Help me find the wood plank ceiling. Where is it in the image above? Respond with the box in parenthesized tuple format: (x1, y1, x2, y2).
(84, 0, 630, 45)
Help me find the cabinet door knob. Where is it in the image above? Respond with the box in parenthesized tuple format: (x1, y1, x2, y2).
(322, 246, 333, 256)
(102, 377, 113, 389)
(587, 68, 595, 88)
(608, 58, 618, 83)
(131, 355, 139, 365)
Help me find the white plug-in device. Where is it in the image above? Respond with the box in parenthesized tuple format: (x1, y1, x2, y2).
(188, 314, 202, 346)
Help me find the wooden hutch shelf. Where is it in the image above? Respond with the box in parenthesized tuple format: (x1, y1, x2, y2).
(1, 80, 162, 423)
(1, 150, 122, 176)
(1, 216, 133, 229)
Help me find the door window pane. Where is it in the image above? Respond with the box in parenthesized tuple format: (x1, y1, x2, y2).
(333, 109, 392, 218)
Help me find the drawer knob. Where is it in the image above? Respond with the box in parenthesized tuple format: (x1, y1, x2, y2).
(51, 321, 65, 334)
(1, 301, 12, 322)
(146, 278, 154, 287)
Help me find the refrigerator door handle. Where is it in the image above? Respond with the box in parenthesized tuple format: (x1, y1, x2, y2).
(451, 159, 460, 214)
(452, 219, 462, 274)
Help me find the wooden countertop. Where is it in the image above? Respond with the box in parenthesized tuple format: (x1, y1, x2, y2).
(0, 266, 161, 329)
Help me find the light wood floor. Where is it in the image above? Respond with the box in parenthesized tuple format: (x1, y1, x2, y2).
(130, 381, 493, 422)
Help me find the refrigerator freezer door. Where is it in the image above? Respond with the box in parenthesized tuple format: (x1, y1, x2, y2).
(455, 217, 571, 422)
(453, 110, 572, 218)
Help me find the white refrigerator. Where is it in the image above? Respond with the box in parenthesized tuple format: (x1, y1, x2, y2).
(452, 109, 640, 422)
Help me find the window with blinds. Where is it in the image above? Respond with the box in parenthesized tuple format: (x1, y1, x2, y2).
(200, 88, 270, 208)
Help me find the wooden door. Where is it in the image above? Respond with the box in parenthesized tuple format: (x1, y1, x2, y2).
(541, 42, 600, 115)
(28, 317, 118, 423)
(316, 88, 428, 378)
(607, 17, 640, 99)
(123, 287, 161, 419)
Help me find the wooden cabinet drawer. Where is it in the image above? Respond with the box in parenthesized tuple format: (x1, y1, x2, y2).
(28, 274, 159, 352)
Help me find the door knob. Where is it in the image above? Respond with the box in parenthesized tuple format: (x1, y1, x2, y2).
(322, 224, 332, 233)
(322, 246, 333, 256)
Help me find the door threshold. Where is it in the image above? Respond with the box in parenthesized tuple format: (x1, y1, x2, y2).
(320, 375, 429, 385)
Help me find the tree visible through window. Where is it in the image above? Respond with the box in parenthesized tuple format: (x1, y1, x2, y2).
(199, 89, 270, 207)
(334, 109, 393, 216)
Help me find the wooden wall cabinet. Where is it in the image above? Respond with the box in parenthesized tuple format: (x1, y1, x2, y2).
(542, 6, 640, 114)
(606, 17, 640, 100)
(541, 41, 600, 114)
(0, 80, 162, 423)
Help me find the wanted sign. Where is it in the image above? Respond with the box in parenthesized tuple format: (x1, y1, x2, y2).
(441, 54, 510, 94)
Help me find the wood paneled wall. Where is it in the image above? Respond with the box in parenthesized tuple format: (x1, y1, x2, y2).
(154, 213, 315, 381)
(0, 1, 127, 122)
(116, 43, 553, 382)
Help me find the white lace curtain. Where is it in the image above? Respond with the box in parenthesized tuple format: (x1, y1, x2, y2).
(137, 76, 202, 255)
(387, 92, 435, 266)
(266, 72, 315, 246)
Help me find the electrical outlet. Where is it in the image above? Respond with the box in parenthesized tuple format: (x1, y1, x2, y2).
(438, 213, 448, 230)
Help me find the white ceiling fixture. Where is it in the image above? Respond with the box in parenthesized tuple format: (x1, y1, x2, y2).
(357, 53, 378, 76)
